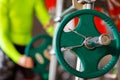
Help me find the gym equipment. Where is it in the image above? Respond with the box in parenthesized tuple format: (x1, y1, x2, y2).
(48, 0, 63, 80)
(25, 34, 52, 80)
(54, 0, 120, 79)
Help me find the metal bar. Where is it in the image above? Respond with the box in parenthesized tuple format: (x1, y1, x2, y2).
(117, 59, 120, 80)
(75, 58, 83, 80)
(48, 0, 63, 80)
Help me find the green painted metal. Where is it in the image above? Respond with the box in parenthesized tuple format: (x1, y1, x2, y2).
(25, 34, 52, 80)
(54, 9, 120, 78)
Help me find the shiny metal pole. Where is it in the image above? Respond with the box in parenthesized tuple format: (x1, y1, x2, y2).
(117, 59, 120, 80)
(48, 0, 63, 80)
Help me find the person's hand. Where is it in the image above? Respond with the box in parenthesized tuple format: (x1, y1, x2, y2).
(43, 18, 55, 37)
(18, 55, 34, 69)
(44, 18, 55, 29)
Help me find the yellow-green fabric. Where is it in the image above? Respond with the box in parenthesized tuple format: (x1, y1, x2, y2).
(46, 26, 54, 36)
(0, 0, 53, 63)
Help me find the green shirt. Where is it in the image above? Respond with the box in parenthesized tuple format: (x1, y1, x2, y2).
(0, 0, 53, 63)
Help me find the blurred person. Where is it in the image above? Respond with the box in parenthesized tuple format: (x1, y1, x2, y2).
(0, 0, 54, 80)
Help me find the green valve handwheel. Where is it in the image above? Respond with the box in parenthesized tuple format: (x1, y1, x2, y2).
(25, 34, 52, 80)
(54, 9, 120, 78)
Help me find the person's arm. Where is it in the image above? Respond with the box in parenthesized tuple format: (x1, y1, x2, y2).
(0, 1, 22, 63)
(0, 1, 33, 68)
(34, 0, 55, 36)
